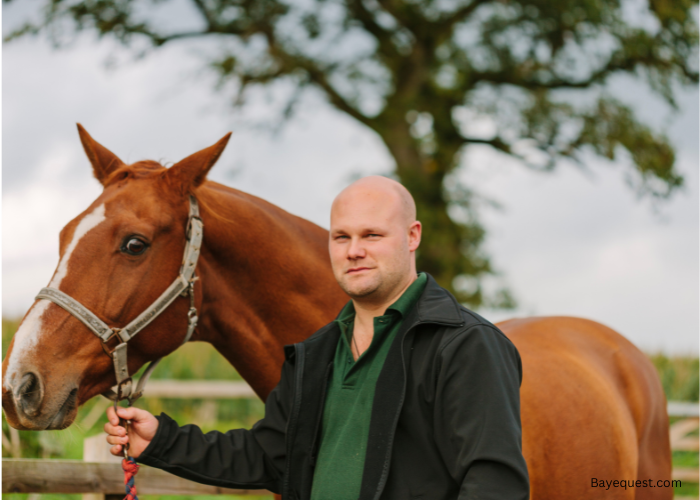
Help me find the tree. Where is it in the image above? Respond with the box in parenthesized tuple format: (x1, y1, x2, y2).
(5, 0, 697, 307)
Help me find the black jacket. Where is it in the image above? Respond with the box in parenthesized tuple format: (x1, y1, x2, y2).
(138, 274, 530, 500)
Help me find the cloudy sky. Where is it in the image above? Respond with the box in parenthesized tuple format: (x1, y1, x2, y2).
(2, 4, 698, 355)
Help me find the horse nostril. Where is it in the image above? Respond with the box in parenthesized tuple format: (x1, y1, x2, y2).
(17, 372, 43, 417)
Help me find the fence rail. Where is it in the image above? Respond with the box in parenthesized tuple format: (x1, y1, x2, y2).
(144, 380, 257, 399)
(2, 380, 698, 496)
(2, 459, 272, 496)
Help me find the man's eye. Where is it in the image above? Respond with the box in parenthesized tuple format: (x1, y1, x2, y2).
(121, 237, 149, 256)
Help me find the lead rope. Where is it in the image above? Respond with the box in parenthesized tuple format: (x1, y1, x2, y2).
(116, 398, 140, 500)
(122, 457, 140, 500)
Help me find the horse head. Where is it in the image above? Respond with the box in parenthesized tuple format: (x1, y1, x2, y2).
(2, 125, 231, 430)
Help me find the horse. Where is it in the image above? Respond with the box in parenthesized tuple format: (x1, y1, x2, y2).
(2, 127, 672, 499)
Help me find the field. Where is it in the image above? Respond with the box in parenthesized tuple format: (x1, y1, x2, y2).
(2, 317, 698, 499)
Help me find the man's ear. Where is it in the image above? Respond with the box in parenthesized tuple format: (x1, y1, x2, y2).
(408, 221, 422, 252)
(163, 133, 232, 196)
(77, 123, 125, 185)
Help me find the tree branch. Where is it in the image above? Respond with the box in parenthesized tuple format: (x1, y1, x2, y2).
(300, 59, 379, 129)
(374, 0, 422, 38)
(345, 0, 401, 59)
(436, 0, 489, 33)
(460, 135, 512, 154)
(191, 0, 217, 29)
(259, 31, 378, 129)
(474, 31, 698, 90)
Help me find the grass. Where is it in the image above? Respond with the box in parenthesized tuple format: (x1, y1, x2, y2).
(2, 317, 698, 499)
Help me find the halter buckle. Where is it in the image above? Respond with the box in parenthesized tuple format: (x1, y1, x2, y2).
(116, 378, 134, 405)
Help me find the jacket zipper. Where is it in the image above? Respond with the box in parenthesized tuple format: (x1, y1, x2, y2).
(371, 318, 463, 500)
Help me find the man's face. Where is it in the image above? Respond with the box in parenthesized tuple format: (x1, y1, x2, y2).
(329, 186, 419, 302)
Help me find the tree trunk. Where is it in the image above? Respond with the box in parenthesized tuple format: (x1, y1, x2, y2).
(378, 121, 492, 306)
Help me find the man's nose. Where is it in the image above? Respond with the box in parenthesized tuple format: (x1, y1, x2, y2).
(347, 238, 366, 259)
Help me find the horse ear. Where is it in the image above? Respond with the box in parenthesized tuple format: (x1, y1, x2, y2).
(164, 133, 232, 195)
(77, 124, 125, 185)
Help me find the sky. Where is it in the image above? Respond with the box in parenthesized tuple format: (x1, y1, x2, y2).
(2, 4, 698, 355)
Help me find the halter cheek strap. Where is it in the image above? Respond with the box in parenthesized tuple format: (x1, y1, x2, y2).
(35, 195, 204, 404)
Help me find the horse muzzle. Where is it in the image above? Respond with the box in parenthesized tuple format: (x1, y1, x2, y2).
(2, 371, 79, 430)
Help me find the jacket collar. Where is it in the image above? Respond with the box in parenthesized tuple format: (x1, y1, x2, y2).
(333, 272, 464, 327)
(414, 273, 464, 327)
(290, 272, 464, 360)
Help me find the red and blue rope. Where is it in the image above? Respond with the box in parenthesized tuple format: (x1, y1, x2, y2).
(122, 456, 140, 500)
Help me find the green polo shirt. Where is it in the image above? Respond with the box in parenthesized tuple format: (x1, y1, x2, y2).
(310, 273, 427, 500)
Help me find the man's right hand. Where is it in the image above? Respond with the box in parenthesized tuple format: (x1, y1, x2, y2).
(104, 406, 159, 459)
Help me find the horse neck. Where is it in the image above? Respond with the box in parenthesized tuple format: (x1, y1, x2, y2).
(193, 183, 348, 399)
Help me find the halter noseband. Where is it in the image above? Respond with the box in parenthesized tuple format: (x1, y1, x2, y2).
(35, 195, 204, 404)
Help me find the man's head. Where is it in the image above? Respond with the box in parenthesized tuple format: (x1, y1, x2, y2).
(329, 176, 421, 305)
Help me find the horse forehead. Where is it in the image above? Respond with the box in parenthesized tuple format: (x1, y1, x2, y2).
(102, 180, 178, 227)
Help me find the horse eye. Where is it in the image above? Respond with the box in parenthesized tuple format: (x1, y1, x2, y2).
(122, 238, 148, 256)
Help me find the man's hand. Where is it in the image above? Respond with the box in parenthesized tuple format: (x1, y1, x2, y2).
(104, 406, 159, 459)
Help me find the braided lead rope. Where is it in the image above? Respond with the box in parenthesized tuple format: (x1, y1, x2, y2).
(115, 398, 140, 500)
(122, 456, 140, 500)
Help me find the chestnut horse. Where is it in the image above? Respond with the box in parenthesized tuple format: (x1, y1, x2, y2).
(2, 128, 672, 499)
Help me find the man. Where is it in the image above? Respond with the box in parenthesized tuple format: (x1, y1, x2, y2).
(105, 176, 530, 500)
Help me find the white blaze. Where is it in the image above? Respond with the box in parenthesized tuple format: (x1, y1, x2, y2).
(3, 204, 107, 390)
(49, 204, 106, 288)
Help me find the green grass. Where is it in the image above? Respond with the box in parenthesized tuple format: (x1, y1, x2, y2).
(3, 317, 698, 499)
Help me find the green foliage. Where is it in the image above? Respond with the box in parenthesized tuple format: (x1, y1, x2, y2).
(149, 341, 243, 381)
(4, 0, 697, 307)
(3, 317, 22, 359)
(649, 352, 700, 402)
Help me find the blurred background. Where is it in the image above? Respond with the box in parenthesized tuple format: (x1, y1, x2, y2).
(2, 0, 699, 497)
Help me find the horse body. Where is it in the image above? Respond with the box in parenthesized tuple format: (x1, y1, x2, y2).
(1, 128, 672, 499)
(501, 317, 671, 499)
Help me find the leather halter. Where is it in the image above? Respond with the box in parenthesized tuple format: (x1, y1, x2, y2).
(35, 195, 204, 404)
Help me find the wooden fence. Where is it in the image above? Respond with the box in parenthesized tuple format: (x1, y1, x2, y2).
(2, 459, 272, 496)
(3, 380, 698, 497)
(668, 401, 700, 500)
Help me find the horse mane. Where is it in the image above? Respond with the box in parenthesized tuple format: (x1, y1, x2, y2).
(192, 182, 238, 226)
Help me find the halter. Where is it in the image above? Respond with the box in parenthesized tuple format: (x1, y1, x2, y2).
(35, 195, 204, 404)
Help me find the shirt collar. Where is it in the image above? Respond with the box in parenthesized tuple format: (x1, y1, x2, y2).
(335, 273, 428, 324)
(386, 272, 427, 319)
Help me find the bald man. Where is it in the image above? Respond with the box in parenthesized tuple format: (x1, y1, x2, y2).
(104, 176, 529, 500)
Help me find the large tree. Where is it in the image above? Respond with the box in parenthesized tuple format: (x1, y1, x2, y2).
(6, 0, 697, 307)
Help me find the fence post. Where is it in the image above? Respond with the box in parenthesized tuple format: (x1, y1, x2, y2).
(669, 403, 700, 500)
(83, 433, 122, 500)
